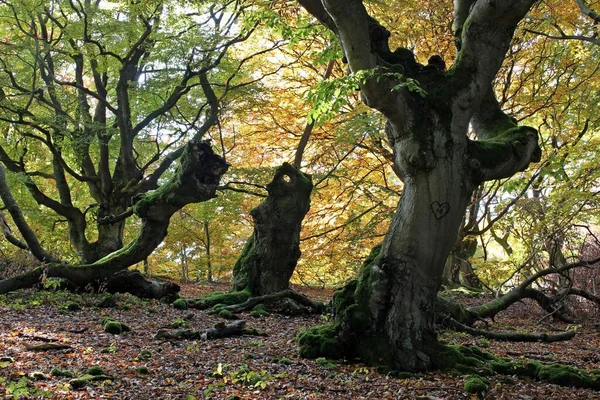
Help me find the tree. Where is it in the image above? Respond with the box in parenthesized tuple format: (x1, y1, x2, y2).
(0, 0, 263, 293)
(297, 0, 542, 371)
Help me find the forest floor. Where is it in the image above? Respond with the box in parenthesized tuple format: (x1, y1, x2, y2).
(1, 281, 599, 399)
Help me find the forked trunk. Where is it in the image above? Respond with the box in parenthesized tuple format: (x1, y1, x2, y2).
(232, 163, 312, 295)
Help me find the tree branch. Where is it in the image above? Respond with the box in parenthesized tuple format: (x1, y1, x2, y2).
(0, 165, 56, 262)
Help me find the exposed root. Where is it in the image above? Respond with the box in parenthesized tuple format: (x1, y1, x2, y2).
(217, 289, 325, 315)
(440, 315, 576, 342)
(179, 289, 325, 316)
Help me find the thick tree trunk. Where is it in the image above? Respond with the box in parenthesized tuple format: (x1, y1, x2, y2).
(297, 0, 541, 372)
(332, 138, 475, 371)
(232, 163, 312, 295)
(0, 140, 228, 294)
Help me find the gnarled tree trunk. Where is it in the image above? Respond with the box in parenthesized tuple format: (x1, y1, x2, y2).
(0, 140, 228, 295)
(232, 163, 312, 295)
(297, 0, 541, 371)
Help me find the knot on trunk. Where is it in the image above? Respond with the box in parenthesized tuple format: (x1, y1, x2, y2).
(133, 140, 229, 220)
(182, 140, 230, 185)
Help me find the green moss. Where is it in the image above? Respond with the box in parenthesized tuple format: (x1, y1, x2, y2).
(102, 318, 130, 335)
(218, 309, 237, 320)
(297, 323, 344, 360)
(138, 350, 152, 361)
(315, 357, 337, 369)
(187, 289, 252, 310)
(522, 360, 543, 378)
(64, 301, 81, 311)
(331, 280, 357, 317)
(205, 290, 251, 306)
(464, 375, 489, 394)
(538, 364, 597, 389)
(467, 126, 538, 174)
(250, 304, 270, 318)
(97, 294, 117, 308)
(232, 236, 256, 290)
(51, 368, 74, 378)
(69, 374, 112, 389)
(86, 366, 105, 376)
(172, 298, 188, 310)
(489, 359, 520, 375)
(104, 321, 122, 334)
(436, 295, 474, 325)
(164, 318, 189, 329)
(29, 371, 47, 380)
(137, 366, 149, 375)
(395, 371, 416, 379)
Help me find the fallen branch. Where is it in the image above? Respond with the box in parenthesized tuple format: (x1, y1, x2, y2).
(154, 320, 266, 341)
(24, 343, 72, 351)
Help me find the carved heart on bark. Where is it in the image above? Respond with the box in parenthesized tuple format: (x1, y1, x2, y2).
(431, 201, 450, 220)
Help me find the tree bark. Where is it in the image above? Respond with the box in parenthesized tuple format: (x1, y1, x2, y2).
(298, 0, 541, 371)
(0, 140, 228, 294)
(232, 163, 312, 295)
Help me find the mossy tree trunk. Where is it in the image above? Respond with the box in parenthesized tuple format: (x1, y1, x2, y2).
(298, 0, 541, 371)
(232, 163, 312, 295)
(0, 141, 228, 295)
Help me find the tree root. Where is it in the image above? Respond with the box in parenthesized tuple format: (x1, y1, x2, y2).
(440, 315, 576, 342)
(216, 289, 325, 315)
(181, 289, 325, 316)
(431, 343, 600, 390)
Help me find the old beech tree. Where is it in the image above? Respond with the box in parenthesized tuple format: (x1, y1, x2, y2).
(297, 0, 542, 371)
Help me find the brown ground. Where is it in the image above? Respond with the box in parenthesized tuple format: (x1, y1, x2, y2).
(0, 281, 599, 399)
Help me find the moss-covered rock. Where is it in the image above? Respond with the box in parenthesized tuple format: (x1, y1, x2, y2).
(137, 366, 149, 375)
(64, 301, 81, 311)
(464, 374, 489, 394)
(298, 323, 344, 360)
(104, 321, 123, 334)
(218, 309, 237, 320)
(69, 374, 112, 389)
(86, 366, 105, 376)
(172, 298, 188, 310)
(51, 368, 74, 378)
(101, 317, 130, 335)
(250, 304, 270, 318)
(538, 364, 597, 389)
